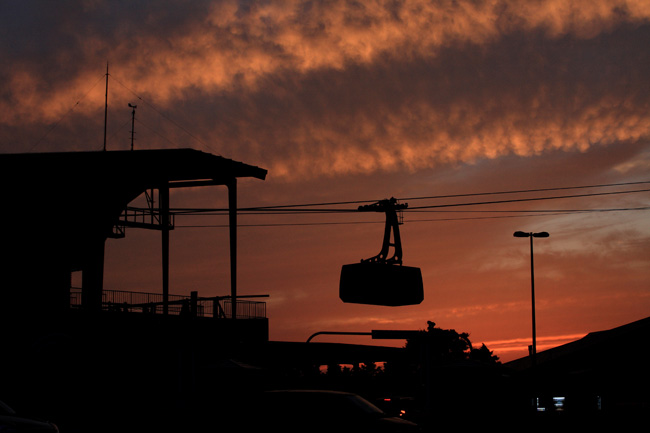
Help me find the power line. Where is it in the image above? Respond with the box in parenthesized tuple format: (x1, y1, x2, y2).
(171, 205, 650, 218)
(408, 206, 650, 213)
(109, 74, 219, 155)
(406, 188, 650, 210)
(218, 180, 650, 212)
(400, 180, 650, 202)
(405, 207, 650, 223)
(272, 205, 650, 215)
(177, 220, 385, 228)
(123, 180, 650, 228)
(235, 199, 380, 211)
(150, 184, 650, 216)
(170, 203, 650, 229)
(175, 206, 650, 228)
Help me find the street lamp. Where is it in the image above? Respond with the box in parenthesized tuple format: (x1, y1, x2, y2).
(513, 231, 549, 367)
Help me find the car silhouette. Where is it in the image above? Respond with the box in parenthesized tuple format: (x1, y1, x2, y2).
(245, 389, 421, 433)
(0, 399, 58, 432)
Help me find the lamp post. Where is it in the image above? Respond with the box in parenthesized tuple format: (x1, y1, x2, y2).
(513, 231, 549, 367)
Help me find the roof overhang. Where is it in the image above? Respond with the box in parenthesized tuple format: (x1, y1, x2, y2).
(0, 148, 267, 252)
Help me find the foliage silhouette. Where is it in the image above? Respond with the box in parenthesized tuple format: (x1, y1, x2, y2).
(404, 321, 500, 365)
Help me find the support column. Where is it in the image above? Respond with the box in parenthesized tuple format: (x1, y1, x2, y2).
(161, 183, 170, 315)
(81, 238, 105, 311)
(228, 179, 237, 319)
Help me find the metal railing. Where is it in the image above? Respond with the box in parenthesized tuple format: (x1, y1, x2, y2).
(70, 288, 266, 319)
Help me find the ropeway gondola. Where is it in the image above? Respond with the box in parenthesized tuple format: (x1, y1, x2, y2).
(339, 198, 424, 306)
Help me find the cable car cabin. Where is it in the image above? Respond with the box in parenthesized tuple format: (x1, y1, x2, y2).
(339, 262, 423, 306)
(339, 198, 424, 306)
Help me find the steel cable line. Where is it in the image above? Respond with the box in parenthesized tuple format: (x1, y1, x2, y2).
(407, 206, 650, 213)
(404, 207, 650, 223)
(169, 205, 650, 218)
(157, 181, 650, 217)
(398, 180, 650, 202)
(405, 188, 650, 210)
(176, 207, 650, 228)
(165, 187, 650, 228)
(29, 73, 107, 152)
(154, 184, 650, 217)
(203, 180, 650, 212)
(177, 220, 386, 228)
(135, 117, 183, 148)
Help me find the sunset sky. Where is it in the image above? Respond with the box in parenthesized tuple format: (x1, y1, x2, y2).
(1, 0, 649, 362)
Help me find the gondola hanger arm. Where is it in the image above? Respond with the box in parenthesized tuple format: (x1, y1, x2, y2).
(357, 197, 407, 265)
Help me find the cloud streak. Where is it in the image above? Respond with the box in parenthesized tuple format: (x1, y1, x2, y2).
(2, 1, 650, 180)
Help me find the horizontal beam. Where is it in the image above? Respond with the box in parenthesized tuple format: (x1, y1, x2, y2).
(306, 329, 425, 343)
(306, 331, 371, 343)
(168, 179, 230, 188)
(118, 220, 173, 231)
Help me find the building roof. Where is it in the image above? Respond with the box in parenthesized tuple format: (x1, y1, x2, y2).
(0, 148, 267, 186)
(505, 316, 650, 374)
(0, 148, 267, 272)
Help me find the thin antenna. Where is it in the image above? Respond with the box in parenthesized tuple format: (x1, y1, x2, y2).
(103, 62, 109, 151)
(129, 103, 137, 150)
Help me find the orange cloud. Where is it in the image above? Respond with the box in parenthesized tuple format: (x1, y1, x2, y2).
(2, 0, 649, 176)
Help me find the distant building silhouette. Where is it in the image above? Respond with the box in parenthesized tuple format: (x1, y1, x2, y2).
(506, 316, 650, 419)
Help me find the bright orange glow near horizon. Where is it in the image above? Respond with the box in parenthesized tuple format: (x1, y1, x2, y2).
(3, 0, 650, 363)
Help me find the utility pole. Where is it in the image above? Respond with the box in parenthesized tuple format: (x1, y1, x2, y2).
(103, 62, 109, 151)
(513, 231, 550, 367)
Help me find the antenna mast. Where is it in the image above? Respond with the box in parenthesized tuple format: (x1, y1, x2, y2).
(129, 103, 137, 150)
(103, 62, 109, 151)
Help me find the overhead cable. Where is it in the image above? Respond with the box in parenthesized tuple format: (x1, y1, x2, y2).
(158, 184, 650, 215)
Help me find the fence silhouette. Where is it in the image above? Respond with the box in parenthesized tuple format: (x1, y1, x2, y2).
(70, 287, 266, 319)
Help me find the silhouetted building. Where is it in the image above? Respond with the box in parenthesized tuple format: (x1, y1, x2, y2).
(0, 149, 268, 432)
(0, 148, 265, 315)
(505, 316, 650, 420)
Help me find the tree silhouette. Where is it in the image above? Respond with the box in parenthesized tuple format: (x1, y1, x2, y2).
(469, 343, 500, 364)
(403, 321, 499, 365)
(387, 321, 507, 424)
